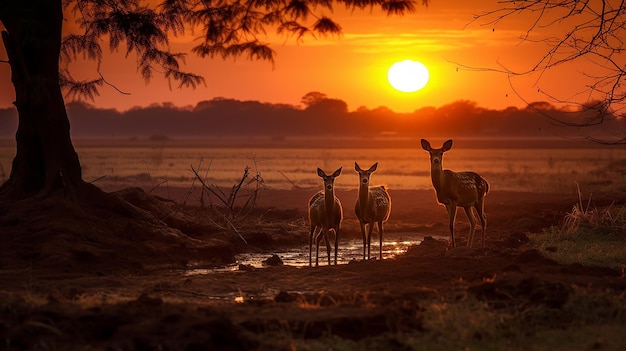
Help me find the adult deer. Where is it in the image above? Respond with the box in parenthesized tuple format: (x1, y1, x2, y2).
(307, 167, 343, 266)
(420, 139, 489, 248)
(354, 162, 392, 260)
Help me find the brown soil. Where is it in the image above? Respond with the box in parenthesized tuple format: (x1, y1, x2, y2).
(1, 186, 625, 350)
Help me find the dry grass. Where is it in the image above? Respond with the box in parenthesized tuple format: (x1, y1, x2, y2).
(4, 142, 623, 193)
(531, 185, 626, 269)
(249, 290, 626, 351)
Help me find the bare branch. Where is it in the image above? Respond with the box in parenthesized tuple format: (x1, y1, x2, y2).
(468, 0, 626, 144)
(98, 72, 131, 95)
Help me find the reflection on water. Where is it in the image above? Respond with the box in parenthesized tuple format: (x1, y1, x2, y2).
(186, 237, 424, 275)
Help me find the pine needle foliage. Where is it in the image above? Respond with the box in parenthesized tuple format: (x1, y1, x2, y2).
(60, 0, 427, 101)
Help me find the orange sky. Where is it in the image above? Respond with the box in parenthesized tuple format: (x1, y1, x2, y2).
(0, 1, 606, 113)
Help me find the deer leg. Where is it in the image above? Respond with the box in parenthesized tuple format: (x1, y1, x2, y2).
(446, 204, 458, 248)
(476, 200, 487, 248)
(315, 228, 324, 267)
(377, 221, 384, 260)
(367, 221, 374, 260)
(464, 206, 476, 248)
(324, 229, 332, 266)
(309, 226, 316, 267)
(333, 227, 339, 265)
(360, 221, 367, 260)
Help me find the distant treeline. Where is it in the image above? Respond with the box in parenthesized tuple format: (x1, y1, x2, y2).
(0, 92, 622, 139)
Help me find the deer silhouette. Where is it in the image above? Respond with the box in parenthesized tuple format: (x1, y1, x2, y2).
(354, 162, 391, 260)
(421, 139, 489, 248)
(307, 167, 343, 266)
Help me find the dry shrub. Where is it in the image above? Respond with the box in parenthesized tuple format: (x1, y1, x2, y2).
(563, 184, 626, 236)
(532, 184, 626, 268)
(184, 158, 265, 244)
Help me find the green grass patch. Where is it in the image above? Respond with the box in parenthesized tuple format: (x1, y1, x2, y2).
(530, 189, 626, 269)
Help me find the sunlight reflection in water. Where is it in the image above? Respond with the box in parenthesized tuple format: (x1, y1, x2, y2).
(185, 237, 423, 275)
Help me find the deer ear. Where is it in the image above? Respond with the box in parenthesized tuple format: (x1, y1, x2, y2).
(317, 168, 325, 177)
(354, 162, 361, 172)
(333, 167, 342, 177)
(369, 162, 378, 172)
(420, 139, 431, 151)
(442, 139, 453, 151)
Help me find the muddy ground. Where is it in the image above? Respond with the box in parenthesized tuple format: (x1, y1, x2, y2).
(1, 187, 625, 350)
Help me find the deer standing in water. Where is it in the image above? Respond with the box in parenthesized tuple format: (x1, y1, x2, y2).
(354, 162, 392, 260)
(420, 139, 489, 248)
(307, 167, 343, 266)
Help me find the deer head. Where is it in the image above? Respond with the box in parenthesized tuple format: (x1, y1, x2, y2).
(421, 139, 453, 168)
(317, 167, 342, 192)
(354, 162, 378, 187)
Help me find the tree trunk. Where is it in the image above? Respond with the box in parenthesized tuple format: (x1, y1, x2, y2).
(0, 0, 84, 200)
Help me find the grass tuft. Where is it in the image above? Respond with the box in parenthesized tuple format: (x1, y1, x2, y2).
(531, 185, 626, 269)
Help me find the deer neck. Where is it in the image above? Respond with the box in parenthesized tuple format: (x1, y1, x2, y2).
(358, 182, 370, 210)
(324, 187, 335, 221)
(430, 163, 446, 193)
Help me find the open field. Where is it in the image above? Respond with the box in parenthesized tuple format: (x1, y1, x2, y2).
(2, 137, 624, 194)
(1, 137, 625, 350)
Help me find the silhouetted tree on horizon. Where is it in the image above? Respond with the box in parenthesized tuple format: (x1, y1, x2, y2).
(48, 97, 622, 140)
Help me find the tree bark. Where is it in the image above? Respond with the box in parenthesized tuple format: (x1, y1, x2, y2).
(0, 0, 84, 200)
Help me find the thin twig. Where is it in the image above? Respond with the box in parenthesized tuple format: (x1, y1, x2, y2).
(278, 170, 301, 189)
(98, 71, 131, 95)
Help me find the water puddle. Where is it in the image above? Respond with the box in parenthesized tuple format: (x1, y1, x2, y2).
(186, 235, 427, 275)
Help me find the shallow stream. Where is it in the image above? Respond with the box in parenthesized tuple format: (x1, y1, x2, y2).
(186, 235, 427, 275)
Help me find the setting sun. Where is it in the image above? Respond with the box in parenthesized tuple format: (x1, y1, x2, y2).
(387, 60, 430, 93)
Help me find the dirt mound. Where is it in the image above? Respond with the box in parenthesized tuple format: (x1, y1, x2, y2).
(0, 186, 236, 273)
